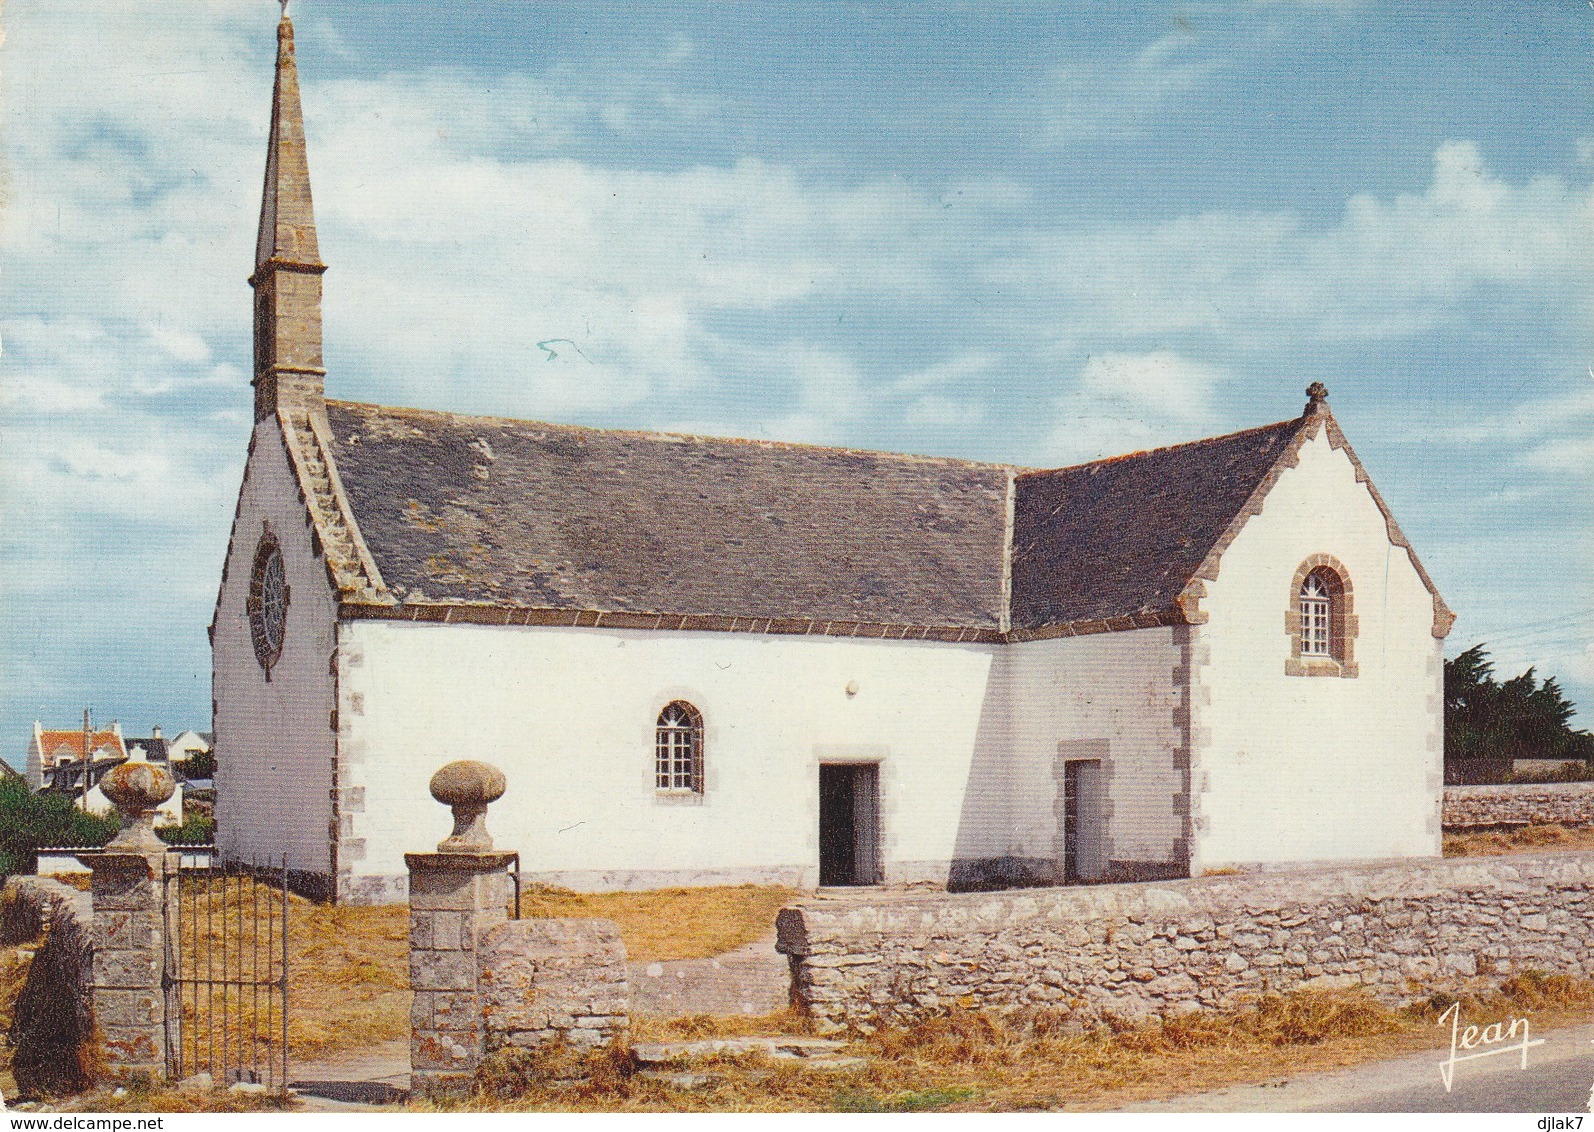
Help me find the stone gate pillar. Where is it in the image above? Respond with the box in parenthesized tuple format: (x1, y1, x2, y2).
(81, 762, 178, 1081)
(406, 760, 513, 1098)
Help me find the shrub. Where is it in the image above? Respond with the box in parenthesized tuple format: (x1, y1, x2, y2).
(158, 813, 215, 846)
(0, 778, 120, 878)
(178, 748, 216, 781)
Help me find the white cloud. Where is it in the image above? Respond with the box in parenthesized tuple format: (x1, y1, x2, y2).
(2, 418, 235, 528)
(148, 326, 212, 365)
(1000, 141, 1593, 347)
(890, 353, 997, 395)
(1443, 370, 1594, 481)
(1523, 434, 1594, 477)
(0, 374, 105, 413)
(1034, 33, 1219, 145)
(902, 394, 986, 430)
(5, 1, 1592, 729)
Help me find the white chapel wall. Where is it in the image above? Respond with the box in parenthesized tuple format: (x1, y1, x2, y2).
(335, 621, 1008, 900)
(1190, 425, 1443, 872)
(212, 416, 338, 878)
(991, 628, 1189, 884)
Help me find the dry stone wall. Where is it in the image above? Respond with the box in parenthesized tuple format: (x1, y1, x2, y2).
(479, 918, 628, 1051)
(775, 853, 1594, 1033)
(1443, 783, 1594, 829)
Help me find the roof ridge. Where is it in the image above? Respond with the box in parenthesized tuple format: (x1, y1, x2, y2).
(326, 398, 1029, 473)
(1017, 415, 1305, 480)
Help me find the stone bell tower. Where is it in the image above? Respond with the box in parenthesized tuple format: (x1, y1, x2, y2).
(250, 5, 327, 422)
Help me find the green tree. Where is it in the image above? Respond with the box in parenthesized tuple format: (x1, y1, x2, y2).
(0, 777, 120, 878)
(1445, 643, 1593, 774)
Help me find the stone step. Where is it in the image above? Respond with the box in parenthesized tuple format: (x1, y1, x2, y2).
(631, 1036, 847, 1066)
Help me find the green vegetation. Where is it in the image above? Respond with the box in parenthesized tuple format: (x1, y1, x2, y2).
(0, 777, 119, 878)
(157, 813, 216, 845)
(834, 1086, 977, 1112)
(178, 748, 216, 780)
(1445, 644, 1592, 779)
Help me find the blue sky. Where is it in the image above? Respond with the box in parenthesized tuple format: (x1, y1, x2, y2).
(2, 0, 1590, 759)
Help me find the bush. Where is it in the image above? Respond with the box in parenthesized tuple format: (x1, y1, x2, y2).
(0, 778, 120, 878)
(178, 748, 216, 781)
(1507, 761, 1594, 784)
(158, 813, 215, 846)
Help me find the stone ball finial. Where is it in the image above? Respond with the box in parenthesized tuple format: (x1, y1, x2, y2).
(102, 762, 177, 851)
(1306, 381, 1329, 408)
(429, 760, 507, 853)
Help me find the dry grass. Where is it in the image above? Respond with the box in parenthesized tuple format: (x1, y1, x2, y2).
(0, 942, 36, 1100)
(422, 973, 1594, 1113)
(163, 876, 408, 1064)
(519, 883, 799, 961)
(168, 879, 796, 1063)
(287, 898, 410, 1056)
(630, 1009, 813, 1043)
(4, 875, 795, 1082)
(1444, 822, 1594, 856)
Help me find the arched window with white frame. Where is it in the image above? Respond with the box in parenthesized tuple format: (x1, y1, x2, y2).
(1299, 572, 1333, 656)
(655, 701, 704, 794)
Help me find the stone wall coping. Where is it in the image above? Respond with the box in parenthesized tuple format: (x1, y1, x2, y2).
(404, 851, 518, 871)
(79, 850, 162, 872)
(1444, 782, 1594, 796)
(776, 850, 1594, 953)
(484, 916, 623, 936)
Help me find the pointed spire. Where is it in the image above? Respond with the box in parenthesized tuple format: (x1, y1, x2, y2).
(256, 7, 320, 270)
(251, 5, 327, 422)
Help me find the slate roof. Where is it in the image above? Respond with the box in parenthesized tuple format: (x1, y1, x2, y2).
(125, 737, 170, 762)
(1010, 419, 1305, 632)
(315, 400, 1374, 637)
(324, 400, 1014, 630)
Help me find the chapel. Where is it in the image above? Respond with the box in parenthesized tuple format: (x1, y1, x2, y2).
(213, 12, 1454, 903)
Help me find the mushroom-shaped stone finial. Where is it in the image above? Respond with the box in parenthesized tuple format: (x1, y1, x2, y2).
(1305, 381, 1329, 409)
(102, 762, 177, 851)
(429, 760, 507, 853)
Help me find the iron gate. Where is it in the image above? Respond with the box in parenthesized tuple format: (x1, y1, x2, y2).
(161, 853, 290, 1094)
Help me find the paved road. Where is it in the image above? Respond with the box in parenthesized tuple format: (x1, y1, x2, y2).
(1124, 1021, 1594, 1113)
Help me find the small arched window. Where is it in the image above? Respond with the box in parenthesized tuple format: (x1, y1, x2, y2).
(1285, 556, 1358, 677)
(655, 701, 704, 794)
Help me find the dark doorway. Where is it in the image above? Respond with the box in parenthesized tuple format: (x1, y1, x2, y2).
(819, 763, 881, 886)
(1062, 758, 1104, 882)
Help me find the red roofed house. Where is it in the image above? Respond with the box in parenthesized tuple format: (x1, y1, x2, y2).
(212, 13, 1455, 903)
(26, 721, 126, 790)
